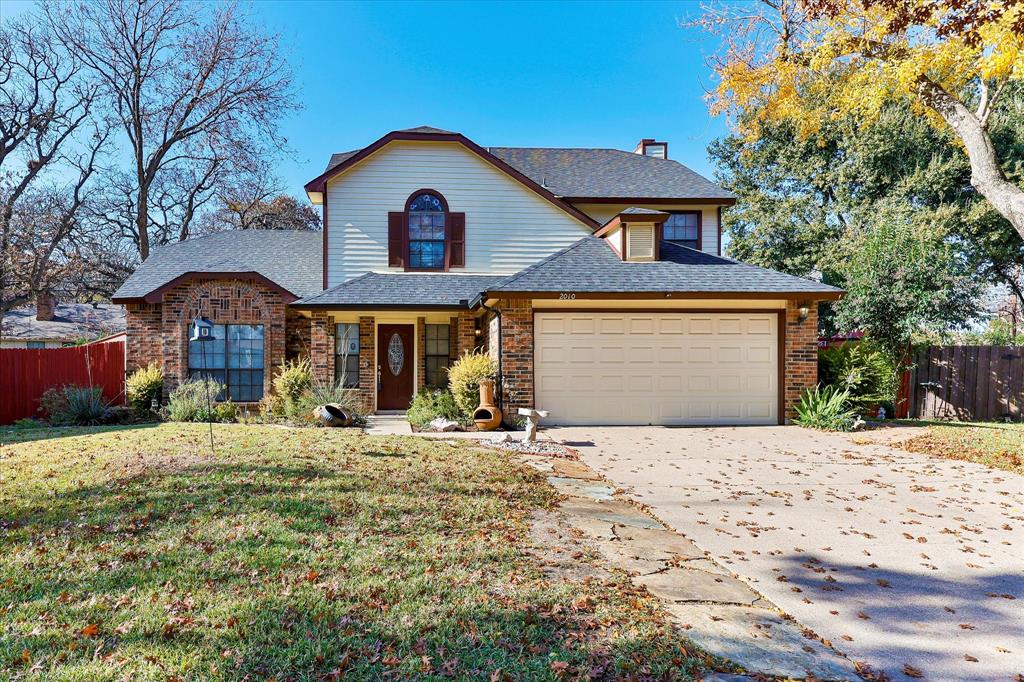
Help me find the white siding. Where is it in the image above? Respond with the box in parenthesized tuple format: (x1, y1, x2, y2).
(325, 141, 592, 286)
(573, 203, 723, 255)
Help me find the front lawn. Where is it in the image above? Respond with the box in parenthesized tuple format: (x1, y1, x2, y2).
(0, 424, 708, 681)
(897, 420, 1024, 474)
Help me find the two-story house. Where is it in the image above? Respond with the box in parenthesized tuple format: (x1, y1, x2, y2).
(112, 126, 841, 425)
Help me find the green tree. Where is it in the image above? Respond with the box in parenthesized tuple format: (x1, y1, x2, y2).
(710, 97, 1024, 335)
(832, 209, 981, 358)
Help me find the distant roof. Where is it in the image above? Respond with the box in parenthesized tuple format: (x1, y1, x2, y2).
(111, 230, 323, 302)
(488, 148, 736, 201)
(319, 127, 735, 202)
(293, 273, 506, 309)
(1, 303, 125, 341)
(485, 237, 843, 297)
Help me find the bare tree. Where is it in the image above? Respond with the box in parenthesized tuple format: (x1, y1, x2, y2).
(0, 17, 105, 323)
(46, 0, 298, 260)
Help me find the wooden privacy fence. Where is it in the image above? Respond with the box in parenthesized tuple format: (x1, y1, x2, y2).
(909, 345, 1023, 421)
(0, 341, 125, 424)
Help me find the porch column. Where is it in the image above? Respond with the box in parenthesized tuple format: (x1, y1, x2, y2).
(310, 311, 335, 385)
(455, 311, 475, 359)
(497, 298, 533, 415)
(357, 316, 376, 412)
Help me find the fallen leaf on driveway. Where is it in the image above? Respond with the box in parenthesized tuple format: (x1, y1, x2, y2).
(903, 663, 924, 678)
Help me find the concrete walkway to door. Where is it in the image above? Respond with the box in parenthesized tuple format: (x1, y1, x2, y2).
(544, 425, 1024, 682)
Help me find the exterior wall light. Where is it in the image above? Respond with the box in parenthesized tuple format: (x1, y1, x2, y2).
(797, 301, 811, 323)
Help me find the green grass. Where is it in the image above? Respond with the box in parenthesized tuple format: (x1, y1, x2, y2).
(896, 420, 1024, 474)
(0, 424, 710, 681)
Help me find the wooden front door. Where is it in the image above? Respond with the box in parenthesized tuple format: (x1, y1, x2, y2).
(377, 324, 415, 410)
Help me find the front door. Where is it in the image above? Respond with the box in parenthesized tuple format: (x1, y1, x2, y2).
(377, 324, 415, 410)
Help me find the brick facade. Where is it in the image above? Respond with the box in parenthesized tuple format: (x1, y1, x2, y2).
(285, 307, 311, 360)
(494, 298, 533, 416)
(125, 302, 162, 374)
(125, 278, 288, 401)
(455, 311, 476, 360)
(783, 300, 819, 422)
(124, 280, 822, 420)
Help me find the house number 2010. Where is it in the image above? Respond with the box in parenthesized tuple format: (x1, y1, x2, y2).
(559, 293, 576, 300)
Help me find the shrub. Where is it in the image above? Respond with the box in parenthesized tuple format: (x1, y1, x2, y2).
(12, 417, 43, 430)
(166, 378, 225, 422)
(46, 386, 108, 426)
(289, 376, 366, 425)
(407, 388, 463, 428)
(793, 385, 862, 432)
(38, 387, 68, 421)
(126, 362, 164, 413)
(273, 358, 311, 413)
(819, 340, 900, 408)
(212, 401, 238, 423)
(448, 350, 497, 418)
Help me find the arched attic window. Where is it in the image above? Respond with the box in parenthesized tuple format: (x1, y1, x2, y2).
(387, 190, 465, 271)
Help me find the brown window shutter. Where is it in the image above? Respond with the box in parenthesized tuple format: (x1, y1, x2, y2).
(447, 212, 466, 268)
(387, 211, 406, 268)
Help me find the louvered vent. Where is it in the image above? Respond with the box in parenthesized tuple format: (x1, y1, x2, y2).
(626, 224, 655, 261)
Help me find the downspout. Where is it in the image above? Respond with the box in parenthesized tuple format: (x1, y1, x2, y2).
(478, 298, 503, 412)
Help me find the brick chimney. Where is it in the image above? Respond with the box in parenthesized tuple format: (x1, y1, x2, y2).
(633, 139, 668, 159)
(36, 292, 56, 321)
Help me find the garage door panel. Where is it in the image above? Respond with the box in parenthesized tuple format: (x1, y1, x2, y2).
(536, 312, 779, 426)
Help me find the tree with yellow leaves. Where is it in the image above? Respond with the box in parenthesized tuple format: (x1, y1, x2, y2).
(692, 0, 1024, 238)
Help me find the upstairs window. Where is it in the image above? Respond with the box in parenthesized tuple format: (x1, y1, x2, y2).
(407, 192, 447, 270)
(663, 212, 700, 250)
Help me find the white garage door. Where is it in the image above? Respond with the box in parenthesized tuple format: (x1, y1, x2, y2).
(534, 312, 779, 425)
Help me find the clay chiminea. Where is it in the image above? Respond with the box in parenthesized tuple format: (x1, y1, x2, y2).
(473, 379, 502, 431)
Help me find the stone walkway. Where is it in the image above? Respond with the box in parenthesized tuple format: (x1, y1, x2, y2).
(519, 453, 862, 681)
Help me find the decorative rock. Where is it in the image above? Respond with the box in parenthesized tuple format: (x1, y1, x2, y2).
(634, 567, 762, 606)
(665, 604, 861, 681)
(427, 417, 460, 432)
(550, 459, 601, 480)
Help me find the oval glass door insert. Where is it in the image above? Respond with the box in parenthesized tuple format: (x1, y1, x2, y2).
(387, 333, 404, 376)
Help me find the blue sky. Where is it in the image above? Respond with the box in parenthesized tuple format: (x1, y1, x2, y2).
(4, 1, 730, 198)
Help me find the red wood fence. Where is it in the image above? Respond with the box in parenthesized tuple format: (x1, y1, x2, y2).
(0, 341, 125, 424)
(909, 345, 1023, 421)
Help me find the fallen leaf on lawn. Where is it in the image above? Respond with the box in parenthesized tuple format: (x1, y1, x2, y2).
(80, 623, 100, 637)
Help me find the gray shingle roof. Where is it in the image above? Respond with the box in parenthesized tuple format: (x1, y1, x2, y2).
(620, 206, 668, 216)
(293, 273, 506, 308)
(1, 303, 125, 341)
(111, 230, 323, 301)
(488, 148, 735, 200)
(487, 237, 843, 296)
(321, 133, 735, 201)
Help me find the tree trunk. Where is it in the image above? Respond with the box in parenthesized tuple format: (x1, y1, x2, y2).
(918, 78, 1024, 240)
(137, 184, 150, 261)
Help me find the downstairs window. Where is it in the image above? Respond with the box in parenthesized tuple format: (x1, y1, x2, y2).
(188, 323, 265, 401)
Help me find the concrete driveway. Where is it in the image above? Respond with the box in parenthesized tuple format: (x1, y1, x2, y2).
(545, 425, 1024, 682)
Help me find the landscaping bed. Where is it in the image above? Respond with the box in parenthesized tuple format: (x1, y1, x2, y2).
(0, 423, 710, 681)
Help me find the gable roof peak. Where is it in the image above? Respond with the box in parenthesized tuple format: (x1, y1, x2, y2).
(396, 125, 456, 135)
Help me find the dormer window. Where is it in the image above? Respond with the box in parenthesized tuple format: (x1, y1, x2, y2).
(407, 192, 447, 269)
(663, 211, 701, 250)
(633, 138, 668, 159)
